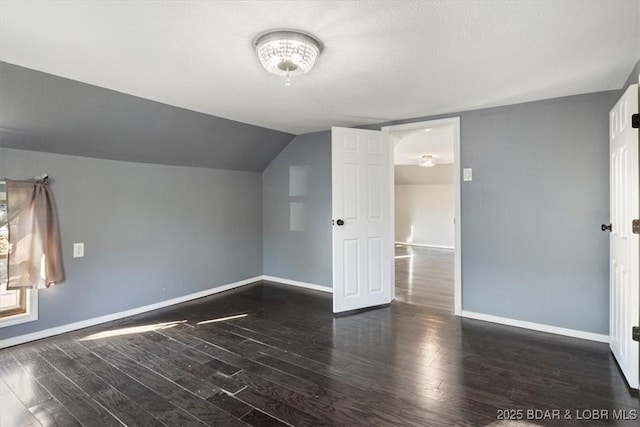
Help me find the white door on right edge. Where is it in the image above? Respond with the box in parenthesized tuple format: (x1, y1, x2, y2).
(609, 83, 639, 390)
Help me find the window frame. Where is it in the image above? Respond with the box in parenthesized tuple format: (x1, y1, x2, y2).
(0, 182, 39, 328)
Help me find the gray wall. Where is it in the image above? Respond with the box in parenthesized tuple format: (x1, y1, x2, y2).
(262, 131, 332, 288)
(459, 92, 616, 333)
(0, 148, 263, 339)
(370, 91, 619, 334)
(0, 62, 294, 172)
(263, 91, 617, 334)
(4, 58, 635, 340)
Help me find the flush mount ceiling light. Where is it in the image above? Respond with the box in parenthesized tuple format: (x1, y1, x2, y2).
(255, 30, 322, 86)
(418, 155, 437, 168)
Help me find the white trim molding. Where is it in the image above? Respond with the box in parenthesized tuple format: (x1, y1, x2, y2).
(461, 311, 609, 343)
(262, 276, 333, 293)
(395, 241, 454, 250)
(0, 276, 262, 349)
(0, 275, 333, 349)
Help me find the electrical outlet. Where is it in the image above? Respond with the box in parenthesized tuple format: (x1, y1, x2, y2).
(463, 168, 473, 182)
(73, 243, 84, 258)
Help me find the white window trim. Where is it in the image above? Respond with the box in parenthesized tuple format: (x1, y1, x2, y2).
(0, 289, 38, 328)
(0, 181, 39, 328)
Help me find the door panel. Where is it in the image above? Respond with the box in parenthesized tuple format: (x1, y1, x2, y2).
(343, 164, 359, 219)
(332, 127, 393, 313)
(368, 165, 382, 218)
(609, 84, 639, 390)
(368, 237, 383, 293)
(343, 239, 360, 297)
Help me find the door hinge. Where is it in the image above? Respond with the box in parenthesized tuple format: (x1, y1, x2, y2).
(633, 326, 640, 342)
(633, 113, 639, 129)
(633, 219, 640, 235)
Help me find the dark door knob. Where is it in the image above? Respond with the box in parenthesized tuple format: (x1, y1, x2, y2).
(601, 224, 612, 232)
(336, 219, 345, 226)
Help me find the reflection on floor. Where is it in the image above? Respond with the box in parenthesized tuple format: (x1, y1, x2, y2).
(395, 244, 454, 312)
(1, 282, 638, 426)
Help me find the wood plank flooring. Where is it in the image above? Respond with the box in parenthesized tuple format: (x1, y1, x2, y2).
(2, 279, 639, 425)
(395, 244, 454, 312)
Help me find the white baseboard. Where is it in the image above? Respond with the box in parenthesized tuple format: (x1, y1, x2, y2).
(262, 275, 333, 293)
(0, 276, 262, 349)
(461, 310, 609, 343)
(395, 241, 454, 250)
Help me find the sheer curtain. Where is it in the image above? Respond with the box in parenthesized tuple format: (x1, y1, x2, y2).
(0, 176, 64, 289)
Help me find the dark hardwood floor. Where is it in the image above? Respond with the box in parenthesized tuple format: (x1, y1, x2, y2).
(394, 244, 454, 312)
(2, 278, 639, 425)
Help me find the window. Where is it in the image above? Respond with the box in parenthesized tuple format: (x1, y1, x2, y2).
(0, 182, 38, 327)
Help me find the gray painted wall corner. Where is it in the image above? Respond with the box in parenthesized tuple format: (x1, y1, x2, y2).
(0, 148, 263, 339)
(365, 91, 619, 335)
(0, 61, 295, 172)
(262, 131, 333, 288)
(262, 91, 619, 335)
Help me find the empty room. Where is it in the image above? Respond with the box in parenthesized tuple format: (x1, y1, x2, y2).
(1, 1, 639, 426)
(391, 121, 457, 312)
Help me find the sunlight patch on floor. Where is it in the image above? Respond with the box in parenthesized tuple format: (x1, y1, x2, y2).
(79, 320, 187, 341)
(197, 313, 248, 325)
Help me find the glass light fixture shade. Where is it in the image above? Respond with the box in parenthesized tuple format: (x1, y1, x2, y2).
(255, 31, 321, 77)
(418, 155, 437, 168)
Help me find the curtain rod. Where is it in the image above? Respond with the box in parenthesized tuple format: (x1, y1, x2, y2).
(0, 174, 49, 185)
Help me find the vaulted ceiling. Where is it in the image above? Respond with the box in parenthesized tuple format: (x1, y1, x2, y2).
(1, 1, 638, 135)
(0, 62, 294, 171)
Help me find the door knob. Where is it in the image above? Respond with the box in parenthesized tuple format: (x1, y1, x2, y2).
(601, 224, 612, 232)
(336, 219, 345, 226)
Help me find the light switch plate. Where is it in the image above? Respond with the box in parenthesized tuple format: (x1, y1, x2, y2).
(73, 243, 84, 258)
(463, 168, 473, 182)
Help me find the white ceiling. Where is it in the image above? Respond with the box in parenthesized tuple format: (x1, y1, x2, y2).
(393, 125, 454, 166)
(1, 1, 638, 135)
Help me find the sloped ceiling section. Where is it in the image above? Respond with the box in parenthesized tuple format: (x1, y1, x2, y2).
(393, 126, 454, 166)
(0, 62, 294, 171)
(1, 1, 638, 134)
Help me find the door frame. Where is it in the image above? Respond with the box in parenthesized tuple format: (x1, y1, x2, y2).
(382, 117, 462, 315)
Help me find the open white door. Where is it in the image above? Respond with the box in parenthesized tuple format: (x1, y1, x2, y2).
(332, 127, 393, 314)
(608, 84, 639, 390)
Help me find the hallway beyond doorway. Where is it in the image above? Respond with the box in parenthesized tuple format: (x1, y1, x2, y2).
(395, 244, 454, 312)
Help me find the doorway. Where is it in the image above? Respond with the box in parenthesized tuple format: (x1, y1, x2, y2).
(382, 118, 461, 314)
